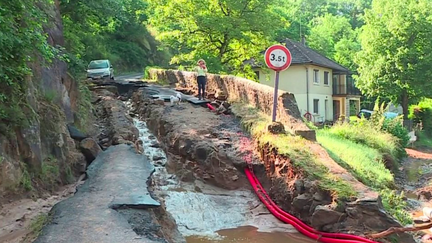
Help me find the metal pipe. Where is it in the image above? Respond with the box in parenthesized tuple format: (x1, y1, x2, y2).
(272, 71, 280, 122)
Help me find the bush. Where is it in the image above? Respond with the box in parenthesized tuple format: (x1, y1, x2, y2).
(380, 189, 412, 225)
(409, 98, 432, 135)
(382, 118, 410, 148)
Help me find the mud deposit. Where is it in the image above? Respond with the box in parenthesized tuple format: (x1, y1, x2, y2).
(132, 116, 314, 243)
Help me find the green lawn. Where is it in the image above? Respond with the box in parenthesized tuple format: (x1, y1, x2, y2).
(232, 103, 356, 199)
(317, 130, 395, 189)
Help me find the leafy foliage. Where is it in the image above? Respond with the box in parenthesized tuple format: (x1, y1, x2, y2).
(146, 0, 289, 73)
(409, 99, 432, 136)
(0, 0, 55, 133)
(60, 0, 170, 75)
(355, 0, 432, 118)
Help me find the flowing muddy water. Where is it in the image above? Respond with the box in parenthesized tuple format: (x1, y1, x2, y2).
(131, 114, 315, 243)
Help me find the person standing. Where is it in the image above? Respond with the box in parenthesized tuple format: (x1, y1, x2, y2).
(195, 59, 207, 100)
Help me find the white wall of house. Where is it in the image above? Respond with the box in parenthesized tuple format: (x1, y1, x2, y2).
(256, 64, 334, 121)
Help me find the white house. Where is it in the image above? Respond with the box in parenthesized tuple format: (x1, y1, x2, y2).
(253, 38, 361, 122)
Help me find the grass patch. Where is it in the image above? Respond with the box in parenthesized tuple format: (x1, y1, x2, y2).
(317, 130, 395, 189)
(380, 189, 412, 226)
(43, 89, 57, 103)
(324, 122, 403, 161)
(317, 123, 411, 225)
(24, 213, 51, 241)
(76, 81, 93, 133)
(20, 163, 33, 191)
(232, 103, 356, 200)
(40, 156, 60, 188)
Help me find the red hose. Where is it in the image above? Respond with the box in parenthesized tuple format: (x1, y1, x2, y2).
(247, 170, 376, 243)
(244, 169, 378, 243)
(206, 103, 215, 111)
(203, 104, 377, 243)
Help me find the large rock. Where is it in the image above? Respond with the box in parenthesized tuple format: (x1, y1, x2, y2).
(67, 124, 87, 141)
(80, 138, 102, 163)
(311, 205, 347, 230)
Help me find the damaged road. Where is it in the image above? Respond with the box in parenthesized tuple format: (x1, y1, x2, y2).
(34, 144, 182, 243)
(34, 144, 168, 243)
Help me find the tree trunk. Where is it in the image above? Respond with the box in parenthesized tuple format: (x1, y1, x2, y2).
(401, 89, 412, 130)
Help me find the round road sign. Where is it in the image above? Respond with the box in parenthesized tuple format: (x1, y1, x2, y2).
(264, 45, 292, 71)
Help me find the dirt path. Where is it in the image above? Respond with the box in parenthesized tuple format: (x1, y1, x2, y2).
(0, 183, 82, 243)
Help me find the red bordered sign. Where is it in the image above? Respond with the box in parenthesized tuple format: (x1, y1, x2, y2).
(264, 45, 292, 71)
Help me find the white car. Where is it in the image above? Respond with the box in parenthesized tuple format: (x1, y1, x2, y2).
(357, 109, 399, 119)
(86, 60, 114, 80)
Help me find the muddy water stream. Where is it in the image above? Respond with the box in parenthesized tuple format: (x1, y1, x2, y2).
(131, 114, 315, 243)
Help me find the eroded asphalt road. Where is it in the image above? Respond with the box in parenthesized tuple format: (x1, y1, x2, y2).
(34, 145, 160, 243)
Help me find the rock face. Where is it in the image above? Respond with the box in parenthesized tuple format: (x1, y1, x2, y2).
(148, 69, 316, 141)
(0, 0, 89, 200)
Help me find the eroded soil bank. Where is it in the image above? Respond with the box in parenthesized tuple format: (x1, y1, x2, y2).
(131, 86, 415, 243)
(131, 116, 313, 242)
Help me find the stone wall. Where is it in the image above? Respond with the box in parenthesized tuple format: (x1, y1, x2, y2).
(148, 69, 316, 141)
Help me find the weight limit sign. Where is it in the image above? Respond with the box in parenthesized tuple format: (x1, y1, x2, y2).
(264, 45, 292, 71)
(264, 44, 292, 122)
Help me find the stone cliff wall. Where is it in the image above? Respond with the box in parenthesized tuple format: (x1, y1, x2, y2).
(0, 0, 86, 200)
(148, 69, 316, 141)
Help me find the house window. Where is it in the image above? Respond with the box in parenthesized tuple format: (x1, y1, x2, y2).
(313, 70, 319, 84)
(254, 71, 260, 80)
(324, 71, 329, 85)
(313, 99, 319, 114)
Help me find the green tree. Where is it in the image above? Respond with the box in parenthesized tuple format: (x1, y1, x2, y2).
(60, 0, 170, 75)
(355, 0, 432, 120)
(308, 14, 360, 71)
(146, 0, 289, 72)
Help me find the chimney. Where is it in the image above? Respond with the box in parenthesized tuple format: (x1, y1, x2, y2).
(301, 35, 306, 46)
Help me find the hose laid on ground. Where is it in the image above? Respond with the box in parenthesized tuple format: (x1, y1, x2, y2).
(244, 169, 378, 243)
(206, 103, 216, 111)
(204, 102, 378, 243)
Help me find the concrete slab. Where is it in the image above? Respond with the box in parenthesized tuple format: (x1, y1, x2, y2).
(34, 144, 160, 243)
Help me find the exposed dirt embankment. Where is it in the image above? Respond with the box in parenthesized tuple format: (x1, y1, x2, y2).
(132, 90, 250, 190)
(259, 144, 398, 231)
(132, 85, 415, 243)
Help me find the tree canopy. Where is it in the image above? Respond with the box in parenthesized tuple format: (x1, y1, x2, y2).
(355, 0, 432, 117)
(146, 0, 289, 73)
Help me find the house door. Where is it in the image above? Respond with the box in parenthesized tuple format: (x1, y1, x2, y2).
(333, 100, 340, 120)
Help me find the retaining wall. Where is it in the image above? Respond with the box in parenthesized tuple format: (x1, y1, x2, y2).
(148, 69, 316, 141)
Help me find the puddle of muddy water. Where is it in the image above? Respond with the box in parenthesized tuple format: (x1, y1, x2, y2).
(186, 226, 309, 243)
(130, 112, 315, 243)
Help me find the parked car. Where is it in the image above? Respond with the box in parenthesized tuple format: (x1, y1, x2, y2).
(357, 109, 399, 119)
(86, 60, 114, 80)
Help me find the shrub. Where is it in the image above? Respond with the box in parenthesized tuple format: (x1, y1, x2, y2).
(382, 118, 410, 148)
(380, 189, 412, 225)
(409, 98, 432, 135)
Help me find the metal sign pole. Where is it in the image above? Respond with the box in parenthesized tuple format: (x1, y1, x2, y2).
(272, 71, 280, 122)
